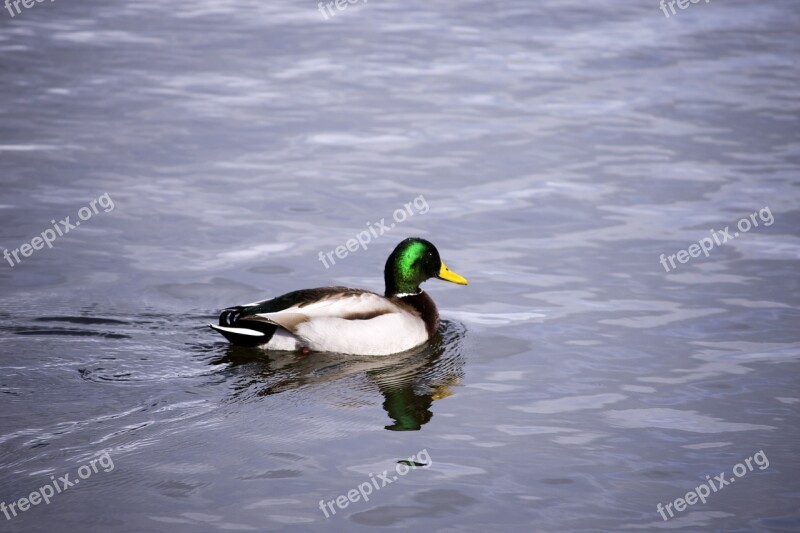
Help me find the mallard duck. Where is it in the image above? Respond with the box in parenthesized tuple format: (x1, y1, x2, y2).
(209, 238, 467, 355)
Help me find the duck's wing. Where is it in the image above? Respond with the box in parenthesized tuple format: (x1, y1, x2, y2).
(238, 287, 399, 330)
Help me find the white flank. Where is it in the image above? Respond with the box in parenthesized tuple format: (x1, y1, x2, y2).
(262, 329, 300, 351)
(297, 314, 427, 355)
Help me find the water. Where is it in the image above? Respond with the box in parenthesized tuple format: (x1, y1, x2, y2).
(1, 0, 799, 531)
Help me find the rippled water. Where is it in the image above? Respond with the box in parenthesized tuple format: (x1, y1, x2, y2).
(1, 0, 799, 531)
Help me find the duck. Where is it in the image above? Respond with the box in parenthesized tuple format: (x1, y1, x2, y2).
(209, 237, 467, 356)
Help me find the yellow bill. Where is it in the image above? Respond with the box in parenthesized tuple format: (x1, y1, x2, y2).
(438, 261, 468, 285)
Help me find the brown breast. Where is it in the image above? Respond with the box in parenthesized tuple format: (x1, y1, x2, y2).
(394, 291, 440, 338)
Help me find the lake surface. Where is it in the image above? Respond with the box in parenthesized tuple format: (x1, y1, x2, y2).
(1, 0, 799, 531)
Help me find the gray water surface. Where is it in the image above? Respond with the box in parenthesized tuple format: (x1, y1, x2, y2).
(1, 0, 799, 531)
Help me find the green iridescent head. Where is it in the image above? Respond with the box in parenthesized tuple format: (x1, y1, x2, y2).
(384, 238, 468, 297)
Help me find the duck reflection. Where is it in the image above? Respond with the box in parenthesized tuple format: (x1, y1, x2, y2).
(211, 320, 466, 431)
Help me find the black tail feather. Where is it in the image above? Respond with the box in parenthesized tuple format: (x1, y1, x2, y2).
(215, 307, 278, 346)
(219, 307, 244, 327)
